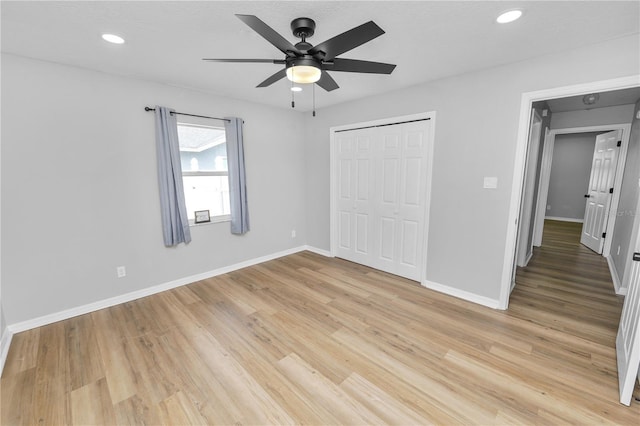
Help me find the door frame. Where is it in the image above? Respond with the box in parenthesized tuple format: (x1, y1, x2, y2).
(516, 109, 544, 267)
(329, 111, 436, 282)
(499, 74, 640, 309)
(533, 125, 631, 257)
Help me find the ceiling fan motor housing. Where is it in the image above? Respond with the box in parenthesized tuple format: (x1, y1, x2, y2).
(291, 17, 316, 39)
(286, 56, 321, 69)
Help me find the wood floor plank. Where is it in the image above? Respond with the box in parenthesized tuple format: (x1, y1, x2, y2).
(0, 368, 36, 425)
(2, 219, 639, 424)
(276, 353, 384, 425)
(339, 372, 432, 425)
(1, 328, 39, 377)
(70, 378, 116, 426)
(91, 308, 139, 404)
(29, 321, 72, 425)
(65, 314, 105, 391)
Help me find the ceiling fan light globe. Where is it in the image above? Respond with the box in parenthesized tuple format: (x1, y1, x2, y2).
(286, 65, 321, 84)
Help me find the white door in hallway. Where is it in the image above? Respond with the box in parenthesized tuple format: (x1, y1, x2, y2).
(334, 119, 431, 281)
(616, 195, 640, 406)
(581, 130, 621, 253)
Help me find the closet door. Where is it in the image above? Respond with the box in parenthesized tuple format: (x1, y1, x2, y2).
(335, 128, 375, 266)
(374, 121, 428, 281)
(334, 119, 431, 282)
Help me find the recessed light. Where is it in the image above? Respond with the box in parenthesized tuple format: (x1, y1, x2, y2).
(496, 10, 523, 24)
(583, 93, 600, 106)
(290, 86, 302, 92)
(102, 33, 125, 44)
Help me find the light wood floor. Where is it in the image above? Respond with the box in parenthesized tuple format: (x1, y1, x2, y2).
(2, 220, 639, 425)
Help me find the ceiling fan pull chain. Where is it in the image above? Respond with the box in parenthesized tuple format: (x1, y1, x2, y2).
(313, 83, 316, 117)
(291, 75, 295, 108)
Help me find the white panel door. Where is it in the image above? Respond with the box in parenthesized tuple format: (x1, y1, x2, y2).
(581, 130, 621, 253)
(335, 119, 430, 282)
(397, 123, 428, 280)
(375, 127, 402, 275)
(335, 128, 374, 266)
(616, 198, 640, 405)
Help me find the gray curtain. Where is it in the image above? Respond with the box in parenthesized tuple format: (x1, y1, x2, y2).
(154, 106, 191, 246)
(225, 117, 250, 235)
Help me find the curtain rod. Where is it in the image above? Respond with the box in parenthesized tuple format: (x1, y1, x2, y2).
(144, 106, 231, 122)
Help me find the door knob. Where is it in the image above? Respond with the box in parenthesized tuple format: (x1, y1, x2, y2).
(584, 194, 591, 198)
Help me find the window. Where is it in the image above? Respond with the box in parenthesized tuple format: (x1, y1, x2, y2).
(177, 123, 230, 224)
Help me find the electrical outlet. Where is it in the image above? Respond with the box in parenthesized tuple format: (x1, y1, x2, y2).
(547, 205, 551, 211)
(117, 266, 126, 278)
(291, 229, 296, 238)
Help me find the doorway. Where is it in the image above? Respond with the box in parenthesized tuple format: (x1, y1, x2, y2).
(501, 76, 640, 308)
(533, 126, 630, 257)
(507, 78, 640, 406)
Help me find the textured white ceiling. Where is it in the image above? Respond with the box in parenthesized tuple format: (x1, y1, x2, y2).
(2, 1, 639, 111)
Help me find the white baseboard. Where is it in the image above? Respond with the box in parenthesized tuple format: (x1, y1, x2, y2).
(422, 279, 501, 310)
(8, 245, 312, 334)
(303, 245, 332, 257)
(545, 216, 584, 223)
(606, 255, 627, 296)
(0, 327, 14, 377)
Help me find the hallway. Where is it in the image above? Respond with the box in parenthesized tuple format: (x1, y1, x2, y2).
(512, 219, 640, 405)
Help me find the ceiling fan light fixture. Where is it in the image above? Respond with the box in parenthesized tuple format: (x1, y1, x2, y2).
(286, 65, 321, 84)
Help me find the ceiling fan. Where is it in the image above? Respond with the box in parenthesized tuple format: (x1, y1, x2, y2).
(203, 14, 396, 92)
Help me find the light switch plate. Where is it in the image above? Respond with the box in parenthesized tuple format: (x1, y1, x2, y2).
(483, 177, 498, 189)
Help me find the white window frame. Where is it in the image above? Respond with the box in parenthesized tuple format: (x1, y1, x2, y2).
(177, 122, 231, 226)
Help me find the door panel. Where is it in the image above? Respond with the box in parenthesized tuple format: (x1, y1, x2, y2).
(581, 130, 621, 253)
(616, 199, 640, 405)
(338, 211, 350, 249)
(355, 213, 368, 254)
(401, 220, 419, 266)
(382, 158, 398, 203)
(380, 218, 395, 260)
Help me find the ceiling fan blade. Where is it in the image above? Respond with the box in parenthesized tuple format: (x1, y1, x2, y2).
(236, 14, 300, 56)
(323, 58, 396, 74)
(256, 68, 287, 88)
(316, 71, 339, 92)
(203, 58, 286, 64)
(308, 21, 385, 61)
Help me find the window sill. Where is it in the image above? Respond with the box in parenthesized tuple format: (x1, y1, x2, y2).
(189, 215, 231, 227)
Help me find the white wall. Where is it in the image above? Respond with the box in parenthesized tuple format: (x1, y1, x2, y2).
(1, 54, 307, 325)
(610, 99, 640, 284)
(304, 35, 640, 303)
(546, 132, 599, 221)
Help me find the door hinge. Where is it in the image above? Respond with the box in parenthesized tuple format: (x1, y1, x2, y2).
(609, 188, 614, 194)
(602, 232, 607, 238)
(633, 252, 640, 262)
(617, 140, 622, 147)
